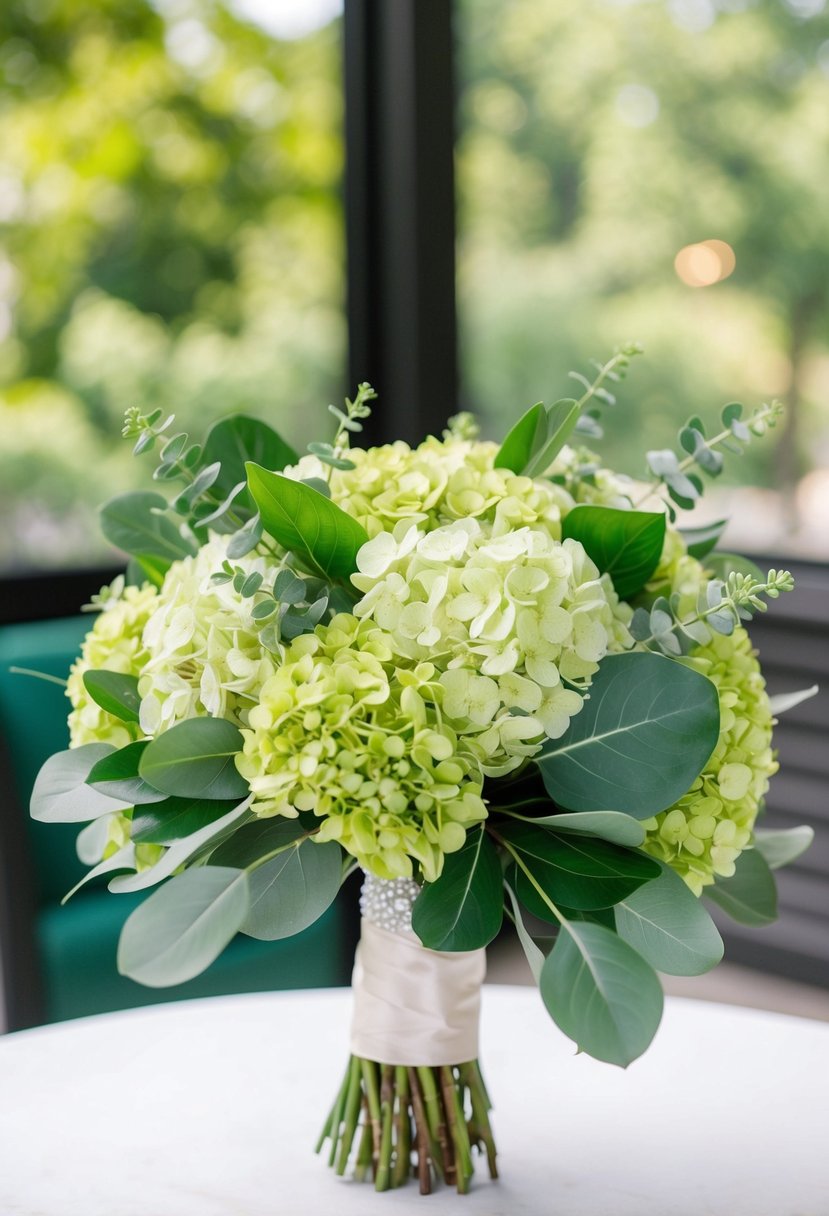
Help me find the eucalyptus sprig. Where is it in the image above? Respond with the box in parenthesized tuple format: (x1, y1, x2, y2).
(308, 382, 377, 476)
(631, 567, 794, 657)
(210, 560, 335, 650)
(634, 400, 784, 514)
(569, 342, 643, 440)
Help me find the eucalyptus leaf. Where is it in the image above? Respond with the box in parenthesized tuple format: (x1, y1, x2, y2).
(241, 840, 343, 941)
(109, 799, 251, 893)
(208, 817, 309, 867)
(615, 863, 724, 975)
(537, 652, 720, 817)
(753, 826, 814, 871)
(705, 849, 778, 926)
(561, 506, 666, 599)
(247, 462, 368, 581)
(678, 519, 727, 561)
(62, 843, 136, 905)
(100, 491, 195, 570)
(87, 741, 168, 806)
(81, 670, 141, 723)
(75, 815, 113, 865)
(30, 745, 130, 823)
(412, 827, 503, 951)
(138, 718, 249, 800)
(117, 867, 250, 987)
(499, 820, 659, 916)
(540, 919, 663, 1067)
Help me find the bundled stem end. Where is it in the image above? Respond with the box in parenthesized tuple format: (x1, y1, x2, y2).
(316, 1056, 498, 1195)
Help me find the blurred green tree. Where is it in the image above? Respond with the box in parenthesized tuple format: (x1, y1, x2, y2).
(457, 0, 829, 542)
(0, 0, 344, 570)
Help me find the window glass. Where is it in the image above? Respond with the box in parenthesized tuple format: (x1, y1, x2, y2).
(457, 0, 829, 558)
(0, 0, 345, 572)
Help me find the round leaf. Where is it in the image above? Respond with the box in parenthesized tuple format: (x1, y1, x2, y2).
(538, 652, 720, 817)
(615, 863, 724, 976)
(138, 718, 249, 800)
(117, 867, 250, 987)
(240, 840, 343, 941)
(87, 741, 168, 805)
(705, 850, 778, 926)
(540, 920, 664, 1067)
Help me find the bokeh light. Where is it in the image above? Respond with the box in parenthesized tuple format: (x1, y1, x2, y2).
(674, 239, 737, 287)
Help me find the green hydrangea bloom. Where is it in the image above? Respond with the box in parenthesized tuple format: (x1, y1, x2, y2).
(640, 547, 777, 894)
(138, 536, 280, 736)
(351, 517, 632, 775)
(237, 614, 487, 883)
(67, 580, 158, 748)
(287, 437, 577, 539)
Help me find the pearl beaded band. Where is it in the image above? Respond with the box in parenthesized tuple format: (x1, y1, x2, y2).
(350, 874, 487, 1067)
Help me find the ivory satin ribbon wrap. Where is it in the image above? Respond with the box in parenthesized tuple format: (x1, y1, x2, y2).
(349, 918, 487, 1067)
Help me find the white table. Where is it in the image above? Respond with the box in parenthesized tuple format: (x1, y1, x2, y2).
(1, 986, 827, 1216)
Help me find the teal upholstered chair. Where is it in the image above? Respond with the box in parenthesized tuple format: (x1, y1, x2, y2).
(0, 614, 355, 1029)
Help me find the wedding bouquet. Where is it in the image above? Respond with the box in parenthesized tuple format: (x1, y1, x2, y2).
(29, 349, 815, 1195)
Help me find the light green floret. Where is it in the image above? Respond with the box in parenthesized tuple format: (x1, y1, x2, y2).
(67, 579, 158, 748)
(640, 549, 777, 895)
(237, 614, 487, 883)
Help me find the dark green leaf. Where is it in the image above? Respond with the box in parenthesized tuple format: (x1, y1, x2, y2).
(117, 867, 250, 987)
(81, 670, 141, 724)
(138, 718, 249, 800)
(538, 652, 720, 817)
(100, 491, 195, 571)
(87, 741, 168, 805)
(615, 863, 724, 975)
(753, 826, 814, 870)
(705, 850, 778, 925)
(499, 821, 659, 915)
(131, 796, 243, 844)
(30, 745, 129, 823)
(110, 799, 251, 893)
(540, 920, 663, 1067)
(412, 827, 503, 951)
(679, 519, 727, 560)
(202, 415, 298, 507)
(561, 506, 666, 600)
(241, 840, 343, 940)
(247, 462, 368, 581)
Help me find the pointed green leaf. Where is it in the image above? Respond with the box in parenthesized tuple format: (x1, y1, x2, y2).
(202, 415, 298, 507)
(494, 402, 545, 473)
(412, 827, 504, 951)
(615, 863, 724, 975)
(561, 506, 666, 600)
(62, 843, 136, 905)
(117, 867, 250, 987)
(87, 741, 168, 805)
(523, 399, 581, 478)
(679, 519, 727, 560)
(538, 653, 720, 817)
(504, 882, 545, 983)
(240, 839, 343, 941)
(246, 461, 368, 581)
(81, 670, 141, 724)
(30, 745, 130, 823)
(138, 718, 249, 800)
(767, 686, 818, 716)
(540, 920, 663, 1067)
(705, 850, 778, 926)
